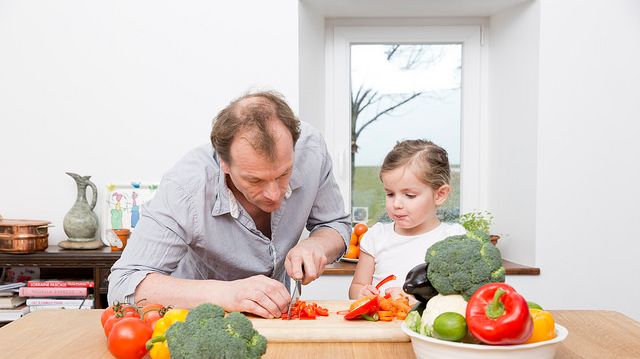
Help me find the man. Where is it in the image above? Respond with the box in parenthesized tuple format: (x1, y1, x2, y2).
(108, 91, 350, 318)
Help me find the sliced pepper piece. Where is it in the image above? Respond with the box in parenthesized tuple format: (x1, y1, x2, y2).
(345, 296, 379, 320)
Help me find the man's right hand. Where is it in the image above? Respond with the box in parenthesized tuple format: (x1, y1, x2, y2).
(219, 275, 291, 319)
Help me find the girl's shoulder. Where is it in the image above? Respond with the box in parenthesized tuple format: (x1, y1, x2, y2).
(438, 222, 467, 237)
(361, 222, 391, 239)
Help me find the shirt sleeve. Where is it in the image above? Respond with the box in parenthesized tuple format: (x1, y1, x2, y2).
(305, 141, 351, 261)
(359, 222, 382, 258)
(107, 178, 194, 305)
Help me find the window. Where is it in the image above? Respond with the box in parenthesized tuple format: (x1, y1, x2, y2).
(325, 25, 484, 223)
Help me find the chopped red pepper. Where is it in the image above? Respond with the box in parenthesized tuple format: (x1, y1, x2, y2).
(281, 300, 329, 320)
(466, 283, 533, 345)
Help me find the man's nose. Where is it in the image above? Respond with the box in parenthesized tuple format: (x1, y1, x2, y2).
(263, 181, 281, 201)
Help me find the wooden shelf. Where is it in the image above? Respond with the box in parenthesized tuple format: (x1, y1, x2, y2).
(0, 246, 120, 309)
(325, 259, 540, 276)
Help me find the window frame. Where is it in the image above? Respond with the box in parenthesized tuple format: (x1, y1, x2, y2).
(324, 25, 486, 215)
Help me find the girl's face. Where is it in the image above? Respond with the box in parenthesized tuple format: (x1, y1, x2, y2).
(381, 166, 449, 236)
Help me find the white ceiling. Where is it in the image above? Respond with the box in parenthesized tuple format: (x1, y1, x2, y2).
(300, 0, 531, 18)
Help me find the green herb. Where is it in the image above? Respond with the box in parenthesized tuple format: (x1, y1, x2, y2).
(458, 211, 494, 234)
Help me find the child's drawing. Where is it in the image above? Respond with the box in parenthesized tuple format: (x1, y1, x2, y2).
(102, 183, 158, 245)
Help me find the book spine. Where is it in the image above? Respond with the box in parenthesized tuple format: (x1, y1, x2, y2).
(18, 287, 88, 297)
(27, 281, 95, 288)
(28, 304, 93, 311)
(25, 298, 93, 306)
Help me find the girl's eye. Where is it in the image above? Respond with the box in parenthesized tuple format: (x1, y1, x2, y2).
(405, 194, 416, 199)
(385, 193, 394, 197)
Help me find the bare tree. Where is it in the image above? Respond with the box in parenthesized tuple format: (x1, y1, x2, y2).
(351, 86, 422, 187)
(350, 44, 449, 187)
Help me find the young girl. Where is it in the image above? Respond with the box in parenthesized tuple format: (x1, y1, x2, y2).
(349, 139, 466, 302)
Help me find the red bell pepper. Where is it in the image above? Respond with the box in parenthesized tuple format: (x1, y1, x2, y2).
(375, 274, 396, 290)
(466, 283, 533, 345)
(344, 296, 379, 320)
(343, 274, 396, 320)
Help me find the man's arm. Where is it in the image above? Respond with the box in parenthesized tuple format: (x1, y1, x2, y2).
(134, 273, 290, 318)
(284, 134, 351, 283)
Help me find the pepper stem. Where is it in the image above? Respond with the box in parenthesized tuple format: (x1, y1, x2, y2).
(145, 335, 166, 351)
(485, 288, 506, 319)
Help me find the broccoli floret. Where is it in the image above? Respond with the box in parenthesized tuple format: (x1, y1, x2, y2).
(247, 332, 268, 358)
(165, 303, 268, 359)
(186, 303, 226, 325)
(425, 233, 505, 300)
(225, 311, 256, 341)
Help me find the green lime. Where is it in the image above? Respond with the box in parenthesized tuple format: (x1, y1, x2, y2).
(432, 312, 467, 342)
(527, 301, 544, 310)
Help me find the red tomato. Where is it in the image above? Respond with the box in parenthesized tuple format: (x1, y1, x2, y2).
(140, 303, 169, 329)
(104, 311, 140, 337)
(107, 317, 152, 359)
(101, 307, 116, 327)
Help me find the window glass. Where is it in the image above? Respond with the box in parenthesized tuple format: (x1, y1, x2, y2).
(350, 44, 462, 225)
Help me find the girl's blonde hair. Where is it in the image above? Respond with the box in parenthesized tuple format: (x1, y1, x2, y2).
(380, 139, 451, 190)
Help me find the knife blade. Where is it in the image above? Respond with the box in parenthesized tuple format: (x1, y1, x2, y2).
(287, 279, 301, 319)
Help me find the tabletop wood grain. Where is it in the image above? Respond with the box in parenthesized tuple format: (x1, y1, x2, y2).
(0, 307, 638, 358)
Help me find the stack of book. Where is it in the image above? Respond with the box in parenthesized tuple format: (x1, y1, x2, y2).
(0, 282, 29, 322)
(19, 280, 94, 311)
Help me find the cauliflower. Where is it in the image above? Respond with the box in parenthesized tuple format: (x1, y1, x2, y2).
(419, 294, 468, 336)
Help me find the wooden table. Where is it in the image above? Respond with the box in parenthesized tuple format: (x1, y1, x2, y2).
(1, 307, 639, 358)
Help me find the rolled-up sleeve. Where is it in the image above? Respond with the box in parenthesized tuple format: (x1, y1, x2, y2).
(306, 141, 351, 260)
(107, 178, 195, 305)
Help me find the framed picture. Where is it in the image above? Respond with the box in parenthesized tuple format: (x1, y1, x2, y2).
(352, 206, 369, 224)
(101, 182, 158, 246)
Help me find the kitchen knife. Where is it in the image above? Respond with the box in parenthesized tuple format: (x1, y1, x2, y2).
(287, 279, 302, 319)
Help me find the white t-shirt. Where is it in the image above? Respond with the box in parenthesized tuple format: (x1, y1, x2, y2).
(359, 221, 466, 293)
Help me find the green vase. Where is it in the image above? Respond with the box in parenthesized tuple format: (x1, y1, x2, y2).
(63, 172, 99, 242)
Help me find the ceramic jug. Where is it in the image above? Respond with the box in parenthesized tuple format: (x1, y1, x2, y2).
(63, 172, 99, 241)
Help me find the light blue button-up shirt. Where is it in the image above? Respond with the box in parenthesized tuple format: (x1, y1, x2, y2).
(107, 122, 350, 304)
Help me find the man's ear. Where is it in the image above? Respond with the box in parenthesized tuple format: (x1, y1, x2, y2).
(434, 184, 451, 206)
(220, 158, 230, 174)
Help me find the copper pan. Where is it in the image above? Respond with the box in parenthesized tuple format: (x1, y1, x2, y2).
(0, 216, 51, 254)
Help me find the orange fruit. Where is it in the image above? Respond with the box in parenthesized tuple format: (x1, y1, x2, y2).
(353, 223, 368, 237)
(344, 244, 360, 259)
(349, 233, 359, 246)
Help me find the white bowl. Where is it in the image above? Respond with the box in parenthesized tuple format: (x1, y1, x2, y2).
(401, 322, 568, 359)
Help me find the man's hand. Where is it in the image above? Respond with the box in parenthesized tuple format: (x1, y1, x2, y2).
(219, 275, 291, 319)
(285, 239, 328, 285)
(285, 228, 347, 284)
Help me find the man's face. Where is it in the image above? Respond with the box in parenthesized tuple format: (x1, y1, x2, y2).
(220, 121, 294, 213)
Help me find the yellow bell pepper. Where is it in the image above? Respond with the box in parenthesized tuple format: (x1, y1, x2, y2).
(525, 308, 556, 343)
(146, 308, 189, 359)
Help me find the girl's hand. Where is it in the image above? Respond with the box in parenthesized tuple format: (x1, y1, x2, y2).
(358, 284, 380, 298)
(384, 286, 404, 299)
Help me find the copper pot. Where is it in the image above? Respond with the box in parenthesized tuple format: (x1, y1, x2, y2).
(0, 217, 51, 254)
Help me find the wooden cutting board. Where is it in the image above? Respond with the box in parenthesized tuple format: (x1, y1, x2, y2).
(248, 300, 410, 343)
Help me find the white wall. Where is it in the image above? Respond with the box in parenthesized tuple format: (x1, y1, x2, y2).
(488, 1, 540, 266)
(526, 0, 640, 319)
(0, 0, 299, 244)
